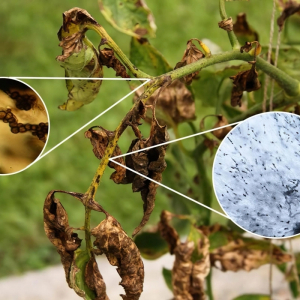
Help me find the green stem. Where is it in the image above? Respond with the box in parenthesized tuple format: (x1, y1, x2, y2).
(206, 269, 214, 300)
(87, 24, 152, 79)
(219, 0, 240, 50)
(230, 90, 300, 123)
(84, 207, 92, 256)
(166, 50, 300, 97)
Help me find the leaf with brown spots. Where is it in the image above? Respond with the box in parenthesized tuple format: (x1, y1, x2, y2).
(188, 226, 210, 300)
(230, 62, 261, 107)
(277, 0, 300, 31)
(158, 210, 180, 254)
(43, 190, 82, 287)
(99, 48, 130, 78)
(91, 214, 144, 300)
(99, 0, 156, 38)
(85, 254, 109, 300)
(174, 39, 205, 85)
(210, 237, 292, 272)
(198, 224, 292, 272)
(69, 249, 109, 300)
(85, 126, 126, 184)
(233, 13, 259, 45)
(172, 241, 195, 300)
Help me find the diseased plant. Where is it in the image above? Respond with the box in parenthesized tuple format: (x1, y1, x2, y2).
(43, 1, 300, 299)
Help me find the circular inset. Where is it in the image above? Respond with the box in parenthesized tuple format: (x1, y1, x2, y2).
(0, 78, 49, 175)
(213, 112, 300, 238)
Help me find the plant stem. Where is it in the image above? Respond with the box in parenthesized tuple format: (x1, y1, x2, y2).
(230, 90, 300, 123)
(166, 50, 300, 97)
(87, 24, 152, 79)
(219, 0, 240, 50)
(206, 269, 215, 300)
(84, 207, 92, 256)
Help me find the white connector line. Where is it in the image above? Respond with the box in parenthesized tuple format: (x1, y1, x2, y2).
(112, 121, 241, 159)
(36, 79, 150, 161)
(110, 159, 229, 218)
(9, 77, 150, 81)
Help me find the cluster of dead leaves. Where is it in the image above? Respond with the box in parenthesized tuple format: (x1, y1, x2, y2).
(156, 214, 292, 299)
(85, 104, 169, 237)
(158, 211, 210, 300)
(43, 190, 144, 300)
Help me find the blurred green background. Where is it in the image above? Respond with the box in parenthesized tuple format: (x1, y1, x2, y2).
(0, 0, 283, 277)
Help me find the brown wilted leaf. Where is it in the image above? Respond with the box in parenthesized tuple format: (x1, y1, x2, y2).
(233, 13, 259, 43)
(230, 62, 261, 107)
(240, 41, 252, 53)
(172, 241, 195, 300)
(85, 254, 109, 300)
(122, 118, 169, 237)
(57, 8, 98, 61)
(158, 210, 179, 254)
(134, 80, 196, 127)
(211, 238, 292, 272)
(204, 138, 219, 156)
(189, 228, 210, 300)
(277, 0, 300, 31)
(99, 48, 130, 78)
(212, 115, 232, 140)
(174, 39, 205, 85)
(43, 190, 82, 286)
(91, 215, 144, 300)
(85, 127, 126, 184)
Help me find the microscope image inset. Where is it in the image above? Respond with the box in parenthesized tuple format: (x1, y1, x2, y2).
(213, 112, 300, 238)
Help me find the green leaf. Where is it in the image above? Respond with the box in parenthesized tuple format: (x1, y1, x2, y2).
(232, 295, 270, 300)
(130, 37, 172, 77)
(99, 0, 156, 38)
(69, 249, 95, 300)
(162, 268, 173, 292)
(134, 231, 169, 260)
(57, 39, 103, 111)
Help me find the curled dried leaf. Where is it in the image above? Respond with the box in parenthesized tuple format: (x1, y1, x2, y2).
(99, 48, 130, 78)
(134, 80, 195, 127)
(121, 118, 169, 237)
(233, 13, 259, 44)
(174, 39, 205, 85)
(85, 127, 126, 184)
(172, 241, 195, 300)
(212, 115, 232, 140)
(158, 210, 179, 254)
(91, 215, 144, 300)
(85, 254, 109, 300)
(277, 0, 300, 31)
(43, 190, 82, 286)
(204, 138, 219, 156)
(230, 62, 261, 107)
(211, 238, 292, 272)
(57, 8, 103, 111)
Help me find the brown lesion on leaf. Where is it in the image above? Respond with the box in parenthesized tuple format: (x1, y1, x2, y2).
(174, 39, 205, 85)
(233, 13, 259, 41)
(43, 190, 82, 287)
(91, 214, 144, 300)
(85, 254, 109, 300)
(99, 48, 131, 78)
(230, 61, 261, 107)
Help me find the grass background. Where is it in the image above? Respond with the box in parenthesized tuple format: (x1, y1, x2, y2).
(0, 0, 281, 277)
